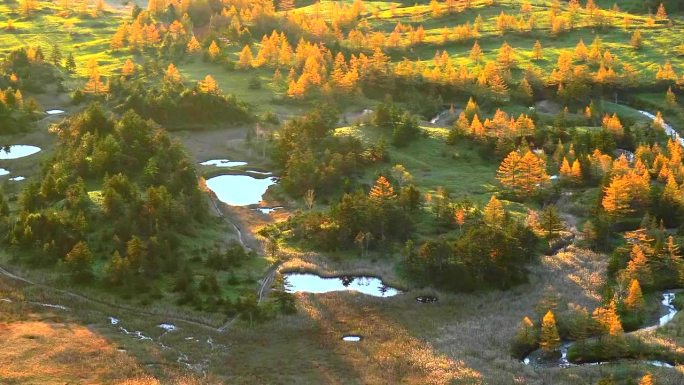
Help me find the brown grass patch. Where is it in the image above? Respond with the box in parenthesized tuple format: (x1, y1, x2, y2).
(0, 320, 152, 384)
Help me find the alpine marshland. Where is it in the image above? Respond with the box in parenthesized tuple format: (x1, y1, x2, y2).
(2, 0, 684, 384)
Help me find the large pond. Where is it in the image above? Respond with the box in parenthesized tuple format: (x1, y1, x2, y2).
(200, 159, 248, 168)
(283, 273, 401, 297)
(0, 145, 41, 160)
(206, 174, 277, 206)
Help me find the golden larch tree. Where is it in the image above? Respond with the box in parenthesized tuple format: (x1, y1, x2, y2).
(208, 40, 221, 61)
(164, 63, 182, 83)
(656, 3, 667, 20)
(593, 300, 623, 336)
(602, 175, 632, 216)
(83, 59, 108, 95)
(369, 176, 396, 204)
(497, 150, 548, 196)
(187, 36, 202, 54)
(238, 45, 254, 69)
(540, 310, 560, 353)
(571, 160, 582, 183)
(625, 244, 653, 286)
(121, 59, 135, 77)
(625, 279, 645, 312)
(532, 40, 543, 61)
(199, 75, 220, 94)
(470, 41, 482, 63)
(666, 86, 676, 106)
(630, 30, 642, 49)
(639, 373, 653, 385)
(559, 157, 572, 179)
(483, 195, 505, 227)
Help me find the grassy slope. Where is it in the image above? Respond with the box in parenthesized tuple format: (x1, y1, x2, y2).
(0, 278, 158, 384)
(0, 2, 129, 77)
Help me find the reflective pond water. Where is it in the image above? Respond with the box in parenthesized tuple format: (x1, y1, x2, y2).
(206, 174, 277, 206)
(45, 109, 65, 115)
(245, 170, 273, 176)
(254, 206, 283, 214)
(283, 273, 400, 297)
(200, 159, 248, 168)
(342, 335, 362, 342)
(0, 145, 41, 160)
(0, 168, 8, 176)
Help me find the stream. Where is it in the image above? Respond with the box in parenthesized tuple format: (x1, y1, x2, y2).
(522, 291, 678, 368)
(638, 110, 684, 148)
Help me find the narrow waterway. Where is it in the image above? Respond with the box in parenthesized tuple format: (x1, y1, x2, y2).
(522, 292, 678, 368)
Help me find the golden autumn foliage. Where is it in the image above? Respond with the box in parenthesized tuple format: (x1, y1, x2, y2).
(625, 279, 645, 312)
(666, 86, 677, 106)
(602, 162, 650, 217)
(602, 113, 623, 136)
(483, 195, 505, 226)
(532, 40, 543, 61)
(121, 59, 135, 77)
(186, 36, 202, 54)
(639, 373, 653, 385)
(164, 63, 182, 83)
(497, 150, 548, 196)
(540, 310, 560, 353)
(592, 300, 623, 337)
(455, 208, 465, 228)
(238, 45, 254, 69)
(656, 60, 677, 81)
(198, 75, 220, 94)
(369, 176, 396, 204)
(208, 40, 221, 60)
(624, 244, 653, 286)
(83, 59, 109, 95)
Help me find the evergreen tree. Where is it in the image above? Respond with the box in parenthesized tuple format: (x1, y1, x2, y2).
(65, 53, 76, 73)
(50, 44, 62, 67)
(65, 241, 93, 282)
(539, 205, 564, 240)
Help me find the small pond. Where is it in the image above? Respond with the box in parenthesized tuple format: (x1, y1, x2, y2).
(254, 206, 283, 214)
(0, 145, 41, 160)
(283, 273, 400, 297)
(245, 170, 273, 176)
(206, 174, 277, 206)
(200, 159, 248, 168)
(0, 168, 8, 176)
(45, 109, 65, 115)
(9, 176, 24, 181)
(342, 335, 362, 342)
